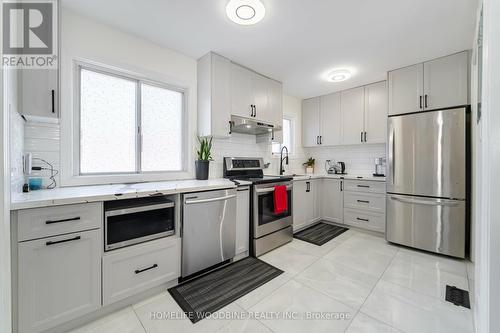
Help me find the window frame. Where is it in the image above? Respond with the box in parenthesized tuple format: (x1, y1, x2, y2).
(72, 60, 188, 180)
(272, 116, 294, 155)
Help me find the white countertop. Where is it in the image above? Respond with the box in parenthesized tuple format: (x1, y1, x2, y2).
(11, 179, 237, 210)
(291, 173, 386, 182)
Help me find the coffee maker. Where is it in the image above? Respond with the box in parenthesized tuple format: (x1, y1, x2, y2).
(373, 157, 386, 177)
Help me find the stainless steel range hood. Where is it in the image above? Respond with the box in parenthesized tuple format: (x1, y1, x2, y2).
(230, 115, 281, 135)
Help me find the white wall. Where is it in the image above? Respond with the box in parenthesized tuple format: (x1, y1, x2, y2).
(59, 8, 197, 186)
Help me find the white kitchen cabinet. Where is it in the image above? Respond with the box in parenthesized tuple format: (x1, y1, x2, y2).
(388, 51, 469, 115)
(301, 97, 321, 147)
(18, 229, 101, 333)
(197, 52, 232, 137)
(20, 69, 58, 118)
(364, 81, 387, 143)
(235, 186, 250, 256)
(320, 92, 342, 146)
(388, 63, 424, 116)
(268, 79, 284, 143)
(293, 179, 321, 231)
(343, 180, 386, 233)
(423, 51, 469, 110)
(322, 179, 343, 223)
(341, 87, 365, 145)
(230, 63, 254, 119)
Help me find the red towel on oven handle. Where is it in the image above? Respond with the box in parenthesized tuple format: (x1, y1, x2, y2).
(273, 185, 288, 215)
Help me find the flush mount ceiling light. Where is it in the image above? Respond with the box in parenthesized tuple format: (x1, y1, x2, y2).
(226, 0, 266, 25)
(326, 69, 352, 82)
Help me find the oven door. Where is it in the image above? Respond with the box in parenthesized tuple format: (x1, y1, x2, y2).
(253, 182, 293, 238)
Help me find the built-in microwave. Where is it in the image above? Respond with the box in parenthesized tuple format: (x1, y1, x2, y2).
(104, 196, 175, 251)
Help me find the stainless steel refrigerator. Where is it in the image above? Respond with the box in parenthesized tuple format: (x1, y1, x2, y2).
(386, 107, 469, 258)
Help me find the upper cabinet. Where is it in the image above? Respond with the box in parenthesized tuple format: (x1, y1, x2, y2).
(198, 52, 283, 139)
(303, 81, 387, 147)
(388, 51, 469, 115)
(20, 69, 59, 118)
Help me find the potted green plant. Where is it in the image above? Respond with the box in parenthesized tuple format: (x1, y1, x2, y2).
(303, 157, 315, 174)
(195, 136, 213, 180)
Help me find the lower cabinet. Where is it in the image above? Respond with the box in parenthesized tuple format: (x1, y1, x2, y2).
(322, 179, 344, 223)
(235, 186, 250, 256)
(18, 229, 101, 333)
(102, 237, 181, 305)
(293, 179, 321, 231)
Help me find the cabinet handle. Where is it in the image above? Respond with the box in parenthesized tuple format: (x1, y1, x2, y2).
(419, 95, 423, 109)
(229, 120, 233, 134)
(135, 264, 158, 274)
(316, 136, 319, 145)
(356, 217, 369, 222)
(306, 182, 310, 192)
(357, 185, 370, 188)
(363, 132, 367, 142)
(51, 89, 55, 114)
(320, 136, 323, 144)
(254, 105, 257, 117)
(424, 94, 428, 108)
(360, 132, 363, 143)
(340, 181, 343, 191)
(46, 235, 81, 246)
(45, 217, 81, 224)
(357, 200, 370, 204)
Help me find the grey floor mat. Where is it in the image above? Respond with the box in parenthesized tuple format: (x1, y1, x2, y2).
(168, 257, 283, 323)
(294, 222, 349, 245)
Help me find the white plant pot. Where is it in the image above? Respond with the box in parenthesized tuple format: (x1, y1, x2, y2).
(305, 166, 314, 174)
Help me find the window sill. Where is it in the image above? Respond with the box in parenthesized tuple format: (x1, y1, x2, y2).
(60, 171, 193, 187)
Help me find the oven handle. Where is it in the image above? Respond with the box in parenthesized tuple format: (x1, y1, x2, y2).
(105, 202, 174, 217)
(184, 194, 236, 205)
(255, 185, 293, 194)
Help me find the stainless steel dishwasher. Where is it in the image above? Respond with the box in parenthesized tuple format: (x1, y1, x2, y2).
(181, 188, 237, 278)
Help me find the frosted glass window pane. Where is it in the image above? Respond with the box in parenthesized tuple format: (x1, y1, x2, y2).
(272, 118, 292, 154)
(141, 84, 183, 171)
(80, 69, 136, 174)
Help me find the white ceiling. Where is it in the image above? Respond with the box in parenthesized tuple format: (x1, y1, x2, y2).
(61, 0, 478, 99)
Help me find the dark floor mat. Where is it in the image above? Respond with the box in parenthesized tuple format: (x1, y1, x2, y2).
(168, 257, 283, 323)
(294, 222, 349, 246)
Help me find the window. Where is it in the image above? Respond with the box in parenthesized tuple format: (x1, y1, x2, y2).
(78, 65, 185, 175)
(272, 117, 292, 154)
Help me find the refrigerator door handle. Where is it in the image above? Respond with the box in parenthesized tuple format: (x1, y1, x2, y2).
(389, 195, 460, 207)
(388, 122, 395, 185)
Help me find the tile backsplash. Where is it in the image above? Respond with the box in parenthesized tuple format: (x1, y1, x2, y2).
(10, 110, 25, 194)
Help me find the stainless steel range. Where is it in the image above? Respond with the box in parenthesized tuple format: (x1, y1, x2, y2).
(223, 157, 293, 256)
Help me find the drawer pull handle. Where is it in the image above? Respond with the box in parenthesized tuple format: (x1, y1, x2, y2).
(46, 236, 81, 246)
(356, 217, 369, 222)
(135, 264, 158, 274)
(357, 200, 370, 204)
(357, 185, 370, 188)
(46, 217, 81, 224)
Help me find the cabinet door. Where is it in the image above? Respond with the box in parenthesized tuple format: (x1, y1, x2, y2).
(210, 53, 232, 137)
(302, 97, 320, 147)
(268, 79, 283, 143)
(235, 187, 250, 255)
(388, 63, 424, 115)
(20, 69, 58, 118)
(364, 81, 387, 144)
(341, 87, 365, 145)
(293, 181, 308, 231)
(230, 64, 254, 118)
(423, 51, 469, 110)
(320, 92, 341, 146)
(311, 179, 322, 222)
(322, 179, 344, 223)
(251, 72, 270, 121)
(18, 229, 101, 333)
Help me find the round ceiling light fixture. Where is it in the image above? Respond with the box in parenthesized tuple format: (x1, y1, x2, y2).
(226, 0, 266, 25)
(326, 69, 352, 82)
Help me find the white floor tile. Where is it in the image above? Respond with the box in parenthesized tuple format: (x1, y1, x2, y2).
(396, 248, 467, 277)
(216, 318, 273, 333)
(250, 279, 355, 333)
(341, 233, 399, 257)
(235, 272, 292, 310)
(382, 254, 469, 299)
(361, 280, 474, 333)
(68, 307, 145, 333)
(323, 240, 396, 278)
(283, 238, 342, 257)
(259, 245, 319, 276)
(295, 258, 378, 310)
(133, 292, 243, 333)
(346, 312, 402, 333)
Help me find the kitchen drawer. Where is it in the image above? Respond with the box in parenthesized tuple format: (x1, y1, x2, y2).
(102, 237, 181, 305)
(344, 192, 386, 213)
(343, 208, 385, 233)
(343, 180, 385, 194)
(17, 203, 102, 242)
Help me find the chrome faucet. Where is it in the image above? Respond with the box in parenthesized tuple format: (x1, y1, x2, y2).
(279, 146, 289, 175)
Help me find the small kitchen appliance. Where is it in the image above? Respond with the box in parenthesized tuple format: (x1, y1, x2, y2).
(373, 157, 386, 177)
(326, 160, 347, 175)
